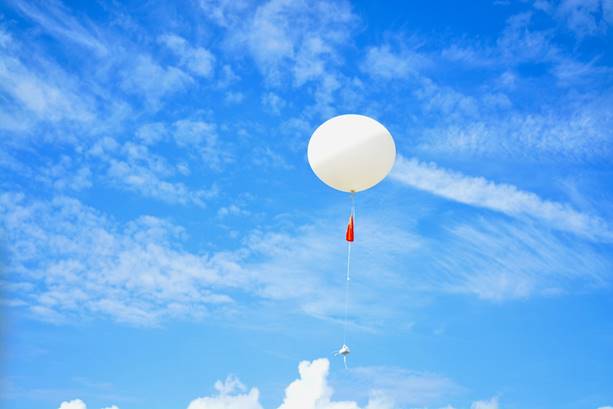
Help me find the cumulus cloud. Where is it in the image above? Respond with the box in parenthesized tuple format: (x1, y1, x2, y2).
(188, 375, 262, 409)
(188, 358, 396, 409)
(57, 400, 118, 409)
(391, 155, 610, 240)
(59, 400, 87, 409)
(278, 359, 357, 409)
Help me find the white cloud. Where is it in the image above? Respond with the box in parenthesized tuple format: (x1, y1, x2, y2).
(415, 91, 613, 160)
(217, 64, 241, 87)
(551, 56, 612, 86)
(11, 0, 108, 55)
(160, 33, 216, 78)
(597, 406, 613, 409)
(0, 37, 95, 130)
(497, 12, 556, 62)
(440, 43, 497, 67)
(188, 358, 397, 409)
(391, 155, 610, 240)
(424, 217, 611, 300)
(89, 137, 215, 206)
(552, 0, 613, 36)
(188, 358, 464, 409)
(85, 121, 223, 205)
(278, 359, 358, 409)
(0, 3, 140, 141)
(218, 204, 248, 218)
(223, 0, 356, 85)
(120, 54, 192, 106)
(136, 122, 167, 145)
(251, 146, 292, 169)
(225, 91, 245, 104)
(292, 35, 334, 86)
(200, 0, 253, 28)
(361, 44, 428, 80)
(105, 157, 214, 206)
(185, 367, 256, 409)
(0, 194, 237, 325)
(261, 92, 286, 115)
(57, 400, 118, 409)
(470, 397, 498, 409)
(414, 79, 480, 119)
(58, 399, 87, 409)
(214, 375, 247, 395)
(173, 119, 229, 170)
(200, 0, 362, 118)
(38, 155, 92, 192)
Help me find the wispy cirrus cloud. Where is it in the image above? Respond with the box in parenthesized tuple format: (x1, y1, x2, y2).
(10, 0, 109, 56)
(535, 0, 613, 36)
(391, 155, 610, 240)
(0, 25, 95, 132)
(427, 217, 611, 300)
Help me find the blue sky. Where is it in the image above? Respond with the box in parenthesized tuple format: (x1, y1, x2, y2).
(1, 0, 613, 408)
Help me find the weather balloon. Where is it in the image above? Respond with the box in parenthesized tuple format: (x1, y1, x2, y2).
(307, 114, 396, 193)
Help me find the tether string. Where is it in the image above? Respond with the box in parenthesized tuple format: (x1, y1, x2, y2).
(342, 192, 355, 345)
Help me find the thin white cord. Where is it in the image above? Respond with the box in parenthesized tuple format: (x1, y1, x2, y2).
(342, 192, 355, 345)
(343, 241, 351, 344)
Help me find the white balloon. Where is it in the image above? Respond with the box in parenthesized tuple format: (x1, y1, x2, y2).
(307, 114, 396, 193)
